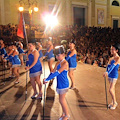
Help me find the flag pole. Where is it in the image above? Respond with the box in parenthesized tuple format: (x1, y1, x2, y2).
(22, 12, 29, 101)
(17, 12, 29, 101)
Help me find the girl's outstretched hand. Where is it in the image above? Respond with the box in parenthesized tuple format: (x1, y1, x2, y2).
(103, 72, 108, 77)
(43, 78, 48, 84)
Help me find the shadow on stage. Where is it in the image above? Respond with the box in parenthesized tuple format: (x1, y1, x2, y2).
(73, 88, 106, 108)
(0, 71, 26, 94)
(18, 82, 55, 120)
(73, 88, 106, 119)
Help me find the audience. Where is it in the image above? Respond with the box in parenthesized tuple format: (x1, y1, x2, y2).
(1, 24, 120, 68)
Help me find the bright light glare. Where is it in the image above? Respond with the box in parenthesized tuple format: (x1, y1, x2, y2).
(44, 14, 58, 28)
(34, 7, 38, 12)
(19, 7, 24, 12)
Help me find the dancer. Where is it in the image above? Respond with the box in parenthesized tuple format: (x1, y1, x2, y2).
(43, 46, 70, 120)
(4, 44, 21, 83)
(17, 41, 24, 66)
(11, 44, 21, 83)
(36, 41, 43, 67)
(43, 39, 55, 85)
(0, 39, 7, 68)
(103, 43, 120, 109)
(5, 44, 14, 77)
(66, 39, 77, 89)
(25, 39, 42, 99)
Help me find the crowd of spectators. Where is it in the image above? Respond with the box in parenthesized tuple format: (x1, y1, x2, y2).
(53, 26, 120, 68)
(0, 23, 120, 68)
(0, 23, 18, 42)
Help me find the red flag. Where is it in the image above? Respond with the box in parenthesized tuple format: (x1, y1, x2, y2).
(17, 12, 26, 38)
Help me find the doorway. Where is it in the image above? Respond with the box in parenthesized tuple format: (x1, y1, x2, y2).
(113, 20, 118, 28)
(73, 7, 85, 26)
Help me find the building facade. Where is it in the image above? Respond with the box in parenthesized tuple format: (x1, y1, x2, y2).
(0, 0, 120, 28)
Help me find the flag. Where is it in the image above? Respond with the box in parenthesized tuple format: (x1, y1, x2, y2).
(17, 12, 26, 38)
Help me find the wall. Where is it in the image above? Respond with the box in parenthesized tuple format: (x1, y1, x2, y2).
(1, 0, 120, 28)
(94, 0, 107, 27)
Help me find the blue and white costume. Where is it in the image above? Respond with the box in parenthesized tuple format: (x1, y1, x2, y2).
(106, 59, 120, 79)
(0, 47, 7, 57)
(12, 55, 21, 68)
(44, 46, 55, 61)
(66, 51, 77, 69)
(6, 55, 13, 63)
(28, 52, 42, 77)
(45, 61, 69, 94)
(37, 46, 43, 59)
(18, 46, 24, 54)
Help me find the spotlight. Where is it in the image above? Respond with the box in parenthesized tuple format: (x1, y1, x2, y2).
(43, 14, 58, 28)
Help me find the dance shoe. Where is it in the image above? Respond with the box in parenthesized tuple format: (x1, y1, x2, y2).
(62, 115, 70, 120)
(31, 93, 38, 99)
(36, 94, 42, 100)
(14, 81, 19, 84)
(110, 102, 118, 110)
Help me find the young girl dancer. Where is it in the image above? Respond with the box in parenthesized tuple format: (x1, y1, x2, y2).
(17, 41, 24, 66)
(0, 39, 7, 67)
(36, 42, 43, 67)
(4, 44, 21, 83)
(25, 39, 42, 99)
(5, 44, 14, 77)
(44, 39, 55, 85)
(12, 44, 21, 83)
(103, 43, 120, 109)
(66, 39, 77, 89)
(43, 45, 70, 120)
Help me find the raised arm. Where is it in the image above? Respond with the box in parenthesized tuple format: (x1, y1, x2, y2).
(44, 61, 68, 82)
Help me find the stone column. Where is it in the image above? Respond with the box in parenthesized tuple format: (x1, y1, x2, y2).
(91, 0, 95, 26)
(88, 0, 92, 26)
(66, 0, 72, 25)
(107, 0, 111, 27)
(0, 0, 5, 24)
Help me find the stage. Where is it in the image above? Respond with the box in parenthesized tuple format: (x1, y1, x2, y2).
(0, 62, 120, 120)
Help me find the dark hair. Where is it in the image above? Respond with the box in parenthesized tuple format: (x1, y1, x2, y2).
(112, 43, 120, 54)
(54, 45, 65, 55)
(0, 37, 3, 40)
(28, 38, 36, 45)
(70, 39, 76, 45)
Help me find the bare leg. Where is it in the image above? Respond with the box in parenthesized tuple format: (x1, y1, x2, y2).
(48, 59, 54, 72)
(59, 93, 69, 120)
(19, 54, 24, 66)
(68, 70, 75, 88)
(8, 62, 12, 77)
(30, 77, 37, 96)
(40, 58, 43, 69)
(109, 81, 117, 107)
(13, 67, 19, 82)
(35, 74, 42, 98)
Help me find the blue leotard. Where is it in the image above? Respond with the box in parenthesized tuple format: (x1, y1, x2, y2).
(12, 55, 21, 67)
(56, 63, 69, 89)
(18, 47, 24, 54)
(44, 46, 54, 60)
(7, 55, 13, 63)
(28, 53, 42, 74)
(66, 51, 77, 68)
(38, 50, 43, 59)
(0, 47, 7, 56)
(107, 60, 120, 79)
